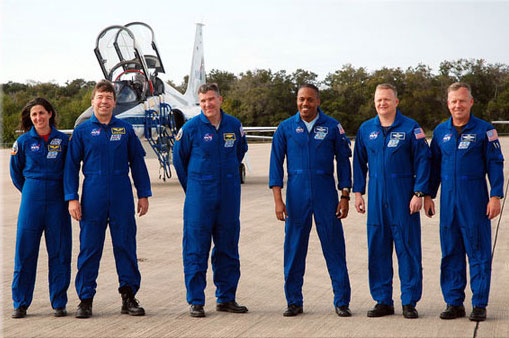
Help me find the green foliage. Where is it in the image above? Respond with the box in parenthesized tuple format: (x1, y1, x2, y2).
(2, 59, 509, 146)
(2, 80, 95, 145)
(212, 59, 509, 136)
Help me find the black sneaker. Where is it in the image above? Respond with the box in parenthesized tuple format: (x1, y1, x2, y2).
(12, 306, 27, 319)
(402, 305, 418, 319)
(335, 305, 352, 317)
(216, 301, 248, 313)
(190, 304, 205, 317)
(367, 304, 394, 317)
(54, 307, 67, 317)
(439, 304, 466, 320)
(469, 307, 487, 322)
(283, 304, 303, 317)
(76, 299, 93, 318)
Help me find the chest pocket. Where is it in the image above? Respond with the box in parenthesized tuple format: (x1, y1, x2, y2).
(439, 133, 456, 156)
(197, 132, 218, 158)
(386, 131, 408, 154)
(108, 128, 128, 150)
(26, 144, 46, 167)
(365, 134, 384, 154)
(458, 137, 481, 155)
(312, 126, 332, 150)
(288, 129, 307, 147)
(222, 132, 237, 155)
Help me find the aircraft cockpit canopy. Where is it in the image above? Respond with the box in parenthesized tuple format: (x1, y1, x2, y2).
(94, 22, 167, 101)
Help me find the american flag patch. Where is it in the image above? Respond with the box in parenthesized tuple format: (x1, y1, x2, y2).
(414, 128, 426, 139)
(337, 123, 345, 134)
(487, 129, 498, 142)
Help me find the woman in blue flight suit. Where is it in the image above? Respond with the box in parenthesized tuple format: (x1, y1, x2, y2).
(9, 98, 71, 318)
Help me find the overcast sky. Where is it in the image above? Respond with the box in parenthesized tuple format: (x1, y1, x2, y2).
(1, 0, 508, 85)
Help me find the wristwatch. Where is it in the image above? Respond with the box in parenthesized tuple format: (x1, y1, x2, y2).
(414, 191, 425, 197)
(342, 188, 351, 194)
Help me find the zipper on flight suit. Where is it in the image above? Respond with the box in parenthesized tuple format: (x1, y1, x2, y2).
(306, 123, 313, 211)
(382, 126, 389, 210)
(103, 123, 112, 212)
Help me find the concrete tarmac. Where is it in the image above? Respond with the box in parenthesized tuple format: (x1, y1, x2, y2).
(1, 139, 508, 338)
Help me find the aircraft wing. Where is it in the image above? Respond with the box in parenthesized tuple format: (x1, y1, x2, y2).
(243, 126, 277, 140)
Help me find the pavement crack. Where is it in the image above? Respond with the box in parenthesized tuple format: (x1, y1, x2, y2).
(473, 321, 480, 338)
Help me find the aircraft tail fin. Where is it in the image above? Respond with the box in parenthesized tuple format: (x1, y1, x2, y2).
(183, 23, 206, 105)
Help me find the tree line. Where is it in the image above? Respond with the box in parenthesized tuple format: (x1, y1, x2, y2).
(2, 59, 509, 145)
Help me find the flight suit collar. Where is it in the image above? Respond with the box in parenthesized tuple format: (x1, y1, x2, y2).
(294, 108, 325, 125)
(29, 125, 59, 141)
(199, 109, 224, 127)
(445, 113, 477, 132)
(90, 112, 119, 126)
(373, 110, 403, 129)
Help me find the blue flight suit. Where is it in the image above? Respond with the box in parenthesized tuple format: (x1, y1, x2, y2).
(64, 114, 151, 300)
(429, 115, 504, 308)
(269, 109, 352, 307)
(173, 110, 248, 305)
(10, 127, 72, 310)
(353, 111, 430, 307)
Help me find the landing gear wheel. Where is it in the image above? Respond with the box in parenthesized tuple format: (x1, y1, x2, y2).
(239, 163, 246, 184)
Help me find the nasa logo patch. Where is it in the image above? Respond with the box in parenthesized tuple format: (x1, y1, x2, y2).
(369, 131, 379, 140)
(30, 143, 41, 152)
(203, 133, 213, 142)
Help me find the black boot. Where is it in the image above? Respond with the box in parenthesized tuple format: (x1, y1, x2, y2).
(54, 307, 67, 317)
(440, 304, 465, 320)
(216, 301, 248, 313)
(367, 303, 394, 317)
(402, 305, 418, 319)
(190, 304, 205, 317)
(283, 304, 303, 317)
(12, 306, 27, 319)
(76, 298, 93, 318)
(469, 307, 487, 322)
(119, 286, 145, 316)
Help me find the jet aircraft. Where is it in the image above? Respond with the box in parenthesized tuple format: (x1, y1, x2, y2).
(73, 22, 275, 182)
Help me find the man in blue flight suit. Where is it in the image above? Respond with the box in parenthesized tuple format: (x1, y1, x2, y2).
(353, 83, 430, 319)
(173, 83, 248, 318)
(424, 82, 504, 322)
(64, 80, 151, 318)
(269, 84, 352, 317)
